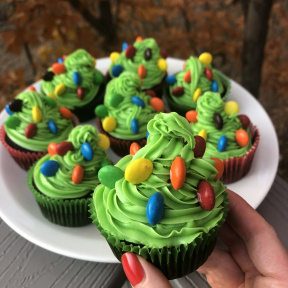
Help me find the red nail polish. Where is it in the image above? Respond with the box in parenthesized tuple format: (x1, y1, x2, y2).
(121, 252, 145, 286)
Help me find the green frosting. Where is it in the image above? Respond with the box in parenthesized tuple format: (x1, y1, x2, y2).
(92, 112, 227, 248)
(5, 91, 74, 152)
(100, 72, 162, 140)
(33, 125, 109, 199)
(109, 38, 166, 90)
(169, 56, 225, 109)
(191, 92, 252, 159)
(41, 49, 104, 109)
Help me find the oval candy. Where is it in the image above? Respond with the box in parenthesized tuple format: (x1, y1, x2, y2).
(28, 86, 36, 91)
(58, 57, 63, 64)
(160, 49, 168, 59)
(146, 131, 150, 139)
(235, 129, 249, 147)
(146, 192, 164, 226)
(211, 158, 224, 180)
(183, 70, 191, 83)
(100, 158, 111, 168)
(198, 129, 207, 141)
(166, 75, 177, 86)
(72, 165, 84, 184)
(211, 80, 219, 92)
(73, 71, 82, 86)
(48, 120, 58, 134)
(205, 67, 213, 81)
(218, 135, 227, 152)
(172, 86, 184, 97)
(131, 118, 139, 134)
(157, 58, 167, 71)
(25, 123, 37, 139)
(138, 64, 146, 79)
(125, 45, 136, 58)
(103, 117, 117, 132)
(48, 143, 58, 156)
(52, 63, 66, 75)
(47, 93, 57, 101)
(55, 83, 66, 96)
(238, 114, 251, 129)
(94, 71, 103, 85)
(95, 105, 108, 118)
(197, 180, 215, 211)
(136, 36, 142, 42)
(193, 135, 206, 158)
(170, 156, 186, 190)
(40, 160, 60, 177)
(224, 101, 239, 115)
(186, 110, 198, 123)
(77, 87, 84, 100)
(32, 106, 42, 122)
(110, 94, 123, 108)
(97, 134, 110, 150)
(125, 158, 153, 184)
(122, 42, 129, 51)
(149, 97, 163, 112)
(199, 52, 213, 65)
(5, 104, 14, 116)
(144, 48, 152, 60)
(59, 107, 72, 119)
(130, 142, 141, 155)
(81, 142, 93, 161)
(193, 88, 202, 102)
(5, 116, 20, 129)
(132, 96, 145, 107)
(213, 112, 223, 130)
(110, 52, 120, 63)
(111, 64, 123, 77)
(42, 71, 55, 81)
(98, 165, 124, 189)
(9, 99, 23, 112)
(43, 96, 57, 108)
(56, 141, 74, 156)
(145, 90, 156, 98)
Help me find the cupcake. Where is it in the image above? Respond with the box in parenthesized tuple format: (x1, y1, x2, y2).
(90, 112, 229, 280)
(95, 71, 165, 157)
(27, 125, 111, 227)
(108, 37, 168, 98)
(189, 91, 260, 184)
(0, 90, 77, 170)
(41, 49, 105, 122)
(163, 52, 231, 116)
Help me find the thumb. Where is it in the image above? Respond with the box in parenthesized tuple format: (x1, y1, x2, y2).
(121, 252, 172, 288)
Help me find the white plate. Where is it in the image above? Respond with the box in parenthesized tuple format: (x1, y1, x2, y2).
(0, 58, 279, 263)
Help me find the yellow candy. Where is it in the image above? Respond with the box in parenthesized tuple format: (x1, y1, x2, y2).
(55, 83, 66, 96)
(198, 129, 207, 141)
(92, 57, 96, 67)
(97, 134, 110, 150)
(47, 93, 57, 100)
(199, 52, 213, 65)
(193, 88, 202, 102)
(32, 106, 42, 122)
(103, 117, 117, 132)
(224, 101, 240, 115)
(125, 158, 153, 184)
(110, 52, 120, 64)
(157, 58, 167, 71)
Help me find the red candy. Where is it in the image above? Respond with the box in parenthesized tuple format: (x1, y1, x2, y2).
(52, 63, 66, 75)
(172, 86, 184, 97)
(72, 165, 84, 184)
(145, 90, 156, 98)
(125, 45, 136, 58)
(183, 71, 191, 83)
(185, 110, 198, 123)
(211, 158, 224, 180)
(235, 129, 249, 147)
(59, 107, 72, 119)
(193, 135, 206, 158)
(149, 97, 163, 112)
(48, 143, 58, 156)
(170, 156, 186, 190)
(238, 114, 251, 129)
(130, 142, 141, 155)
(56, 141, 74, 156)
(77, 87, 84, 100)
(25, 123, 37, 139)
(204, 67, 213, 81)
(160, 49, 168, 59)
(197, 180, 215, 211)
(28, 86, 36, 91)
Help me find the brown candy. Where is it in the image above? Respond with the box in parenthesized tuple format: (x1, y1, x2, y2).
(213, 112, 223, 130)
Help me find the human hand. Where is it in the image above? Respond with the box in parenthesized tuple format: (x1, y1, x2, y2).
(121, 189, 288, 288)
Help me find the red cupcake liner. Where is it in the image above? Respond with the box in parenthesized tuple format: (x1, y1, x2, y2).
(220, 124, 260, 184)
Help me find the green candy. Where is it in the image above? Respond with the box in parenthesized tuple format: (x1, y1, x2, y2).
(98, 165, 124, 189)
(5, 116, 21, 129)
(95, 105, 108, 118)
(43, 96, 57, 108)
(100, 158, 111, 167)
(110, 94, 123, 108)
(94, 71, 104, 85)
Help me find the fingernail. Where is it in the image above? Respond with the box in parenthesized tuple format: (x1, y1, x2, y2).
(121, 252, 145, 286)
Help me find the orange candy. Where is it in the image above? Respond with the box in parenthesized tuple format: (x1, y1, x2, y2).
(183, 70, 191, 83)
(211, 158, 224, 180)
(28, 86, 36, 91)
(149, 97, 163, 112)
(72, 165, 84, 184)
(130, 142, 141, 155)
(52, 63, 66, 75)
(235, 129, 249, 147)
(59, 107, 72, 119)
(48, 143, 58, 156)
(138, 65, 146, 79)
(136, 36, 143, 42)
(185, 110, 198, 123)
(170, 156, 186, 190)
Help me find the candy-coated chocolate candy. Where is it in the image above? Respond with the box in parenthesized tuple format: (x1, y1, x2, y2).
(77, 87, 84, 100)
(166, 75, 177, 86)
(172, 86, 184, 97)
(205, 67, 213, 81)
(94, 72, 104, 85)
(98, 165, 124, 188)
(110, 52, 120, 63)
(170, 156, 186, 190)
(40, 160, 60, 177)
(48, 143, 58, 156)
(183, 70, 191, 83)
(28, 86, 36, 91)
(125, 45, 136, 58)
(238, 114, 251, 129)
(52, 63, 66, 75)
(9, 99, 23, 113)
(135, 36, 142, 41)
(193, 88, 202, 102)
(47, 93, 57, 100)
(193, 135, 206, 158)
(56, 141, 74, 156)
(125, 158, 153, 184)
(58, 57, 63, 64)
(211, 158, 224, 180)
(198, 129, 207, 141)
(218, 135, 227, 152)
(138, 64, 146, 79)
(73, 71, 82, 86)
(110, 93, 123, 108)
(72, 165, 84, 184)
(32, 106, 42, 122)
(224, 101, 239, 115)
(59, 107, 72, 119)
(111, 64, 123, 77)
(103, 117, 117, 132)
(146, 192, 164, 225)
(131, 118, 139, 134)
(235, 129, 249, 147)
(97, 134, 110, 150)
(43, 96, 57, 108)
(144, 48, 152, 61)
(197, 180, 215, 211)
(5, 104, 14, 116)
(5, 116, 20, 129)
(146, 131, 150, 139)
(211, 80, 219, 92)
(199, 52, 213, 65)
(160, 49, 168, 59)
(186, 110, 198, 123)
(213, 112, 223, 130)
(95, 105, 108, 118)
(145, 90, 156, 98)
(100, 158, 111, 168)
(62, 55, 67, 61)
(149, 97, 163, 112)
(55, 83, 66, 96)
(42, 71, 55, 81)
(25, 123, 37, 139)
(132, 96, 145, 107)
(157, 58, 167, 71)
(81, 142, 93, 161)
(48, 120, 58, 134)
(130, 142, 141, 155)
(122, 42, 129, 51)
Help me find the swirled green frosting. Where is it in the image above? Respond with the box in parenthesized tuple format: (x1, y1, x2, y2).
(92, 112, 227, 248)
(192, 92, 252, 159)
(102, 72, 161, 140)
(109, 38, 166, 90)
(169, 56, 225, 109)
(33, 125, 109, 199)
(5, 91, 74, 151)
(41, 49, 104, 109)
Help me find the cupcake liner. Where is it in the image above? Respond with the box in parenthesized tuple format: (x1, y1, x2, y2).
(220, 124, 260, 184)
(89, 193, 229, 280)
(27, 165, 92, 227)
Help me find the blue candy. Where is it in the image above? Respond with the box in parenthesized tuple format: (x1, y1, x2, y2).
(218, 135, 227, 152)
(111, 65, 123, 77)
(146, 192, 164, 225)
(48, 120, 58, 135)
(146, 131, 150, 139)
(73, 71, 82, 86)
(5, 104, 14, 116)
(58, 57, 63, 64)
(40, 160, 60, 177)
(81, 142, 93, 161)
(211, 80, 219, 92)
(132, 96, 145, 107)
(166, 75, 177, 86)
(122, 42, 129, 51)
(131, 118, 139, 134)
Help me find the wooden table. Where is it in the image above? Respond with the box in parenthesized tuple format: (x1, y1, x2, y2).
(1, 175, 287, 288)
